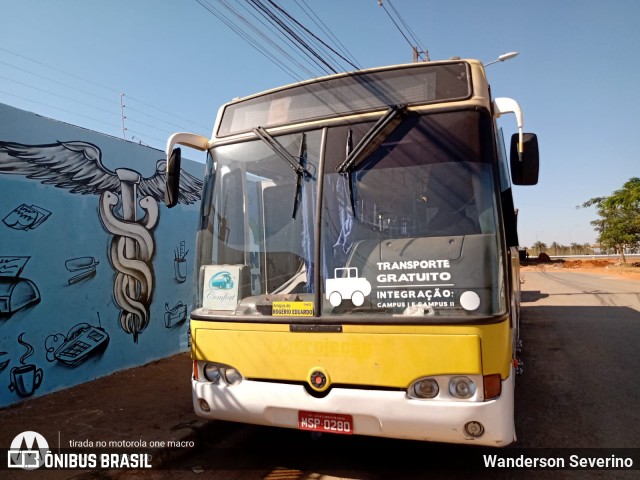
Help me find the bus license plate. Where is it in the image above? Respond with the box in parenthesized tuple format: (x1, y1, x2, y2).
(298, 411, 353, 435)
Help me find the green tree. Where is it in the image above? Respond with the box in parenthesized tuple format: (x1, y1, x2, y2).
(581, 177, 640, 262)
(533, 241, 547, 255)
(570, 242, 580, 255)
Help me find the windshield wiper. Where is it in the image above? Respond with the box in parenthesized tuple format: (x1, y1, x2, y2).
(254, 127, 310, 176)
(292, 133, 307, 219)
(336, 104, 407, 174)
(253, 127, 311, 219)
(344, 128, 356, 215)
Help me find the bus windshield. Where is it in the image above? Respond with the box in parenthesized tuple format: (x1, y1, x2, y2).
(196, 107, 505, 322)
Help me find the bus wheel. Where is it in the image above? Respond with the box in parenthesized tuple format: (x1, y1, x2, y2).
(329, 292, 342, 307)
(351, 291, 365, 306)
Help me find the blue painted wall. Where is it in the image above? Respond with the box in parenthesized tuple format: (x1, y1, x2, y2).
(0, 103, 203, 407)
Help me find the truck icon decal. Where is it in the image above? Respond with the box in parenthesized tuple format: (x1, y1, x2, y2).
(325, 267, 371, 307)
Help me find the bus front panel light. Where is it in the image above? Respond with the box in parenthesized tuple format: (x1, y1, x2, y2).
(409, 378, 439, 399)
(199, 399, 211, 412)
(483, 373, 502, 399)
(203, 363, 222, 383)
(464, 421, 485, 437)
(223, 367, 243, 385)
(449, 376, 476, 399)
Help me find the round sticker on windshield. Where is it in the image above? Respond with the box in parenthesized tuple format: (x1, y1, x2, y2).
(460, 291, 480, 311)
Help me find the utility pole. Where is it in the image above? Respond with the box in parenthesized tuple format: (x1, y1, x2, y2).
(412, 46, 430, 63)
(378, 0, 429, 63)
(120, 93, 127, 140)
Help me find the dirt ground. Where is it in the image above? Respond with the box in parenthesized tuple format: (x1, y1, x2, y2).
(520, 257, 640, 281)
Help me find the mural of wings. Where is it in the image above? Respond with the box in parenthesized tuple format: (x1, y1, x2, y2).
(0, 141, 119, 194)
(0, 140, 202, 205)
(137, 160, 203, 206)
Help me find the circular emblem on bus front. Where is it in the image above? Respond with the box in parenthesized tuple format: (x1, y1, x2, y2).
(308, 367, 330, 392)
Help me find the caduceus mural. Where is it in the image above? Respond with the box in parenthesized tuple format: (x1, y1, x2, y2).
(0, 140, 202, 342)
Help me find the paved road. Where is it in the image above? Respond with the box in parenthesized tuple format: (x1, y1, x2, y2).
(516, 270, 640, 448)
(160, 270, 640, 479)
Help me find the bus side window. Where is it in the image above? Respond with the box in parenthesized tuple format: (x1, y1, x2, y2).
(496, 127, 519, 246)
(217, 169, 244, 265)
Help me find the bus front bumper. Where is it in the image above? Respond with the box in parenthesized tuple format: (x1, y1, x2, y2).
(191, 374, 515, 447)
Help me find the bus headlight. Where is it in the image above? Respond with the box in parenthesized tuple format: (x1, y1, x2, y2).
(223, 367, 243, 385)
(203, 363, 222, 383)
(408, 378, 439, 399)
(449, 376, 476, 399)
(202, 363, 243, 385)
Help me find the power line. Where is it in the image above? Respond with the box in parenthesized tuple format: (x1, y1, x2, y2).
(377, 0, 429, 62)
(264, 0, 360, 71)
(0, 89, 118, 128)
(196, 0, 360, 82)
(251, 0, 336, 75)
(218, 0, 316, 80)
(195, 0, 308, 80)
(386, 0, 427, 54)
(0, 73, 120, 118)
(0, 46, 119, 97)
(0, 47, 211, 141)
(0, 59, 119, 109)
(2, 46, 210, 131)
(378, 1, 413, 50)
(247, 0, 338, 75)
(294, 0, 361, 70)
(0, 86, 182, 148)
(1, 1, 365, 149)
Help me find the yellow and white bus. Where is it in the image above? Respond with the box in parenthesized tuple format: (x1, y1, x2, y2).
(165, 59, 538, 446)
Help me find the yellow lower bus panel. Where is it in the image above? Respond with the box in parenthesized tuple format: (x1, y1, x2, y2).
(190, 319, 516, 446)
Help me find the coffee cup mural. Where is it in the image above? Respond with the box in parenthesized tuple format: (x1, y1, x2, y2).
(7, 333, 43, 397)
(9, 364, 43, 397)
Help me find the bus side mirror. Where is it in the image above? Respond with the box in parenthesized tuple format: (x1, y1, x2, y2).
(165, 147, 182, 208)
(510, 133, 539, 185)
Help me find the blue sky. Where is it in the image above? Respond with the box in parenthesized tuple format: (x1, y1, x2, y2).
(1, 0, 639, 248)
